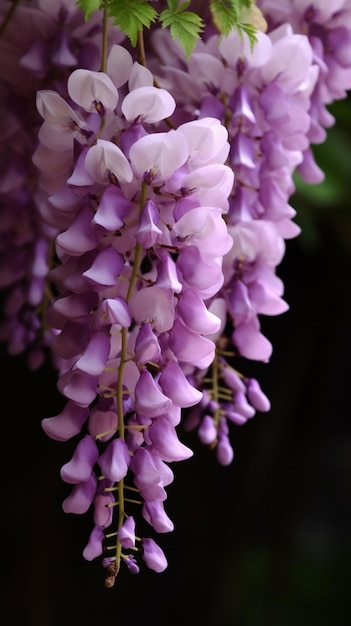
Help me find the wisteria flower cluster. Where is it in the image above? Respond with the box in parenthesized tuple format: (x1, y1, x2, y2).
(0, 0, 350, 587)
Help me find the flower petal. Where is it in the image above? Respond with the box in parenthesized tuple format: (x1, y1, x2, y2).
(68, 69, 119, 113)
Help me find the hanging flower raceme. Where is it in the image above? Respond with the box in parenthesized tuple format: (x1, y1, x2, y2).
(257, 0, 351, 182)
(148, 20, 320, 462)
(2, 0, 350, 589)
(34, 39, 235, 583)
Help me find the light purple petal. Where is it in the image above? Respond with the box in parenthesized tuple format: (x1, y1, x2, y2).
(220, 363, 246, 394)
(68, 69, 119, 113)
(106, 44, 133, 88)
(155, 252, 183, 294)
(169, 318, 215, 370)
(134, 323, 161, 364)
(159, 360, 202, 408)
(124, 554, 140, 574)
(129, 286, 175, 333)
(56, 207, 97, 257)
(142, 500, 174, 533)
(198, 415, 217, 445)
(129, 130, 189, 182)
(260, 34, 313, 93)
(98, 438, 131, 482)
(36, 90, 86, 132)
(57, 370, 99, 407)
(117, 516, 136, 549)
(176, 246, 224, 299)
(92, 185, 131, 231)
(177, 288, 221, 335)
(60, 435, 99, 484)
(73, 331, 110, 376)
(83, 247, 124, 289)
(136, 199, 162, 248)
(85, 139, 133, 185)
(121, 86, 175, 123)
(41, 400, 89, 441)
(232, 391, 256, 419)
(177, 117, 229, 168)
(52, 291, 99, 324)
(172, 206, 233, 259)
(93, 492, 114, 527)
(180, 163, 234, 212)
(94, 298, 131, 329)
(216, 435, 234, 466)
(219, 29, 272, 69)
(233, 319, 273, 362)
(148, 416, 193, 462)
(134, 369, 172, 418)
(130, 447, 172, 502)
(141, 538, 168, 573)
(246, 378, 271, 412)
(88, 407, 118, 442)
(83, 526, 105, 561)
(62, 474, 97, 514)
(128, 61, 153, 90)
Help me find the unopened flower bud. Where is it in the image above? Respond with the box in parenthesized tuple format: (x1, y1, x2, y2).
(141, 538, 168, 573)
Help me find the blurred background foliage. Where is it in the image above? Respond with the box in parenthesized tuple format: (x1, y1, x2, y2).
(293, 97, 351, 253)
(0, 97, 350, 626)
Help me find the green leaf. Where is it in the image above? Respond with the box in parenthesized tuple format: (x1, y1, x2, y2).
(209, 0, 256, 40)
(159, 1, 204, 58)
(210, 0, 240, 36)
(76, 0, 102, 21)
(237, 21, 258, 50)
(108, 0, 158, 47)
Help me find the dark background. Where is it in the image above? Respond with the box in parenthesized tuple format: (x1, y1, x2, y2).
(1, 99, 350, 626)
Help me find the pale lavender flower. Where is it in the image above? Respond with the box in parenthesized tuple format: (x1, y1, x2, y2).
(83, 526, 105, 561)
(62, 474, 97, 515)
(124, 554, 140, 574)
(60, 435, 99, 484)
(142, 500, 174, 533)
(141, 538, 168, 573)
(98, 439, 131, 483)
(117, 517, 136, 549)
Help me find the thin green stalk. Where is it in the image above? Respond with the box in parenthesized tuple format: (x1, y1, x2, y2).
(100, 4, 109, 73)
(114, 182, 147, 573)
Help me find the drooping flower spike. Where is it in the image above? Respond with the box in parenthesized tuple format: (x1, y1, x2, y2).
(1, 0, 350, 587)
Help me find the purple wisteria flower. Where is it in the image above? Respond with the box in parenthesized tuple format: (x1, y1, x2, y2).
(0, 0, 123, 368)
(31, 36, 235, 583)
(148, 6, 351, 465)
(1, 0, 350, 587)
(257, 0, 351, 181)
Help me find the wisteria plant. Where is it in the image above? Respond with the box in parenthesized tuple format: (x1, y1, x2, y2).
(0, 0, 350, 588)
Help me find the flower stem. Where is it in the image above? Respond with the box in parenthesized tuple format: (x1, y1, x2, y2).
(100, 4, 109, 73)
(137, 30, 146, 67)
(114, 182, 147, 572)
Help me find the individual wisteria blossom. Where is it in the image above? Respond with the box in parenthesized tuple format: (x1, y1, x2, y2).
(1, 0, 351, 587)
